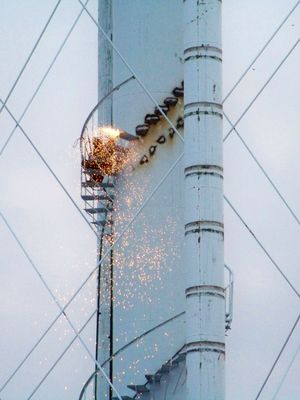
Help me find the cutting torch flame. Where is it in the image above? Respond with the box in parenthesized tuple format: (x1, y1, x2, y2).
(94, 126, 121, 141)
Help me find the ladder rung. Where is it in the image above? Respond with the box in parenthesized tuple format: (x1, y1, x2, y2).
(83, 169, 102, 175)
(85, 207, 112, 214)
(81, 194, 114, 201)
(82, 181, 114, 188)
(127, 385, 149, 393)
(91, 220, 113, 226)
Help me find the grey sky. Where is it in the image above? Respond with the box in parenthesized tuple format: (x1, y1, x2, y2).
(0, 0, 299, 399)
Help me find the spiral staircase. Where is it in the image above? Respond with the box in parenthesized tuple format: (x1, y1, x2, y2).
(79, 80, 232, 400)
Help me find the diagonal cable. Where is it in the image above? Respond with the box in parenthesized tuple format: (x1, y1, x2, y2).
(223, 0, 300, 103)
(0, 0, 63, 116)
(255, 313, 300, 400)
(27, 310, 97, 399)
(77, 0, 184, 143)
(0, 152, 183, 392)
(81, 9, 300, 239)
(1, 2, 298, 391)
(224, 195, 300, 298)
(0, 211, 123, 400)
(0, 0, 90, 156)
(224, 111, 300, 227)
(272, 340, 300, 399)
(0, 99, 96, 236)
(224, 38, 300, 142)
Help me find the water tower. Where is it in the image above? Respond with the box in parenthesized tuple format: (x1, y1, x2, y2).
(80, 1, 232, 399)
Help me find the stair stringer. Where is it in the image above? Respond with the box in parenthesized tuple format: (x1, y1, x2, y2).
(112, 353, 187, 400)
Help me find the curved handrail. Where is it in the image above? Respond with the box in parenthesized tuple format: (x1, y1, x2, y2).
(80, 75, 135, 157)
(78, 311, 185, 400)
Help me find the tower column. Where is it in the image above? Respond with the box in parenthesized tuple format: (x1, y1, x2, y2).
(183, 1, 225, 399)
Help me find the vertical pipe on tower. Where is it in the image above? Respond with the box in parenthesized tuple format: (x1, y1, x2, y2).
(184, 1, 225, 399)
(96, 1, 113, 399)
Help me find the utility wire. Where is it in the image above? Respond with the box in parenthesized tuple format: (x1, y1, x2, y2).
(272, 340, 300, 399)
(0, 0, 90, 156)
(255, 313, 300, 400)
(1, 1, 298, 392)
(224, 196, 300, 298)
(223, 111, 300, 227)
(77, 0, 184, 143)
(81, 8, 300, 246)
(79, 311, 186, 400)
(223, 0, 300, 103)
(224, 38, 300, 142)
(0, 152, 183, 392)
(27, 310, 97, 399)
(0, 0, 63, 116)
(0, 99, 96, 236)
(0, 211, 123, 400)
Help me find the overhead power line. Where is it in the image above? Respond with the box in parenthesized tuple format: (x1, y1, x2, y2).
(3, 0, 298, 396)
(224, 196, 300, 298)
(0, 152, 183, 392)
(27, 310, 97, 399)
(0, 99, 95, 236)
(224, 38, 300, 142)
(0, 211, 123, 400)
(0, 0, 90, 156)
(223, 0, 300, 103)
(0, 0, 63, 116)
(255, 313, 300, 400)
(272, 340, 300, 399)
(223, 112, 300, 228)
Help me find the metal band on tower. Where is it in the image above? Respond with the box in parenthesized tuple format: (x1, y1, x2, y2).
(184, 1, 225, 399)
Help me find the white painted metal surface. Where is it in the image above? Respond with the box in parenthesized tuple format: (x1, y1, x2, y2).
(94, 1, 226, 399)
(111, 1, 185, 397)
(184, 1, 225, 399)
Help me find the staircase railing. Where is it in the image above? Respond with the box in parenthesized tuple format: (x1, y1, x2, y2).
(78, 311, 185, 400)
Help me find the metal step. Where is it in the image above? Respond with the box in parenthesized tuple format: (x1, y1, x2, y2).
(145, 373, 162, 383)
(81, 194, 114, 201)
(83, 169, 102, 175)
(154, 105, 169, 116)
(82, 181, 114, 188)
(174, 353, 186, 363)
(157, 364, 172, 374)
(164, 96, 178, 107)
(136, 124, 149, 137)
(85, 207, 112, 214)
(144, 114, 160, 125)
(91, 220, 113, 227)
(112, 397, 133, 400)
(176, 117, 184, 129)
(127, 385, 149, 393)
(173, 87, 184, 97)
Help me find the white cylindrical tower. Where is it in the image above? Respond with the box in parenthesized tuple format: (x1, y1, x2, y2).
(184, 1, 225, 399)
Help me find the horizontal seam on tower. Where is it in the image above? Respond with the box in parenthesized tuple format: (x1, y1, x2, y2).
(185, 164, 223, 172)
(184, 110, 223, 119)
(184, 101, 223, 109)
(185, 171, 224, 178)
(184, 45, 222, 55)
(185, 221, 224, 229)
(184, 55, 222, 62)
